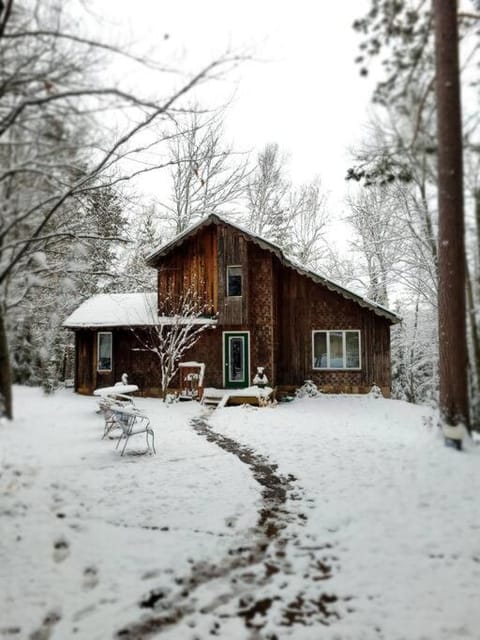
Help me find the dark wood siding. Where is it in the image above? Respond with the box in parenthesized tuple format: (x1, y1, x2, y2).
(248, 244, 275, 380)
(75, 330, 96, 394)
(275, 263, 309, 386)
(274, 263, 392, 393)
(157, 225, 218, 315)
(110, 329, 161, 396)
(75, 328, 161, 395)
(182, 327, 226, 388)
(73, 220, 393, 396)
(217, 224, 249, 325)
(75, 330, 114, 393)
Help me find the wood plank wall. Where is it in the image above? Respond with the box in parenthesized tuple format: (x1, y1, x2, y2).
(275, 263, 392, 391)
(217, 224, 249, 325)
(75, 330, 95, 393)
(157, 225, 218, 315)
(112, 329, 161, 395)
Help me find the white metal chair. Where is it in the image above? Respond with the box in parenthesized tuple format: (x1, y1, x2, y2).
(98, 393, 136, 440)
(112, 405, 156, 456)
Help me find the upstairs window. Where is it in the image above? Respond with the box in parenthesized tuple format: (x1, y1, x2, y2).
(97, 332, 112, 371)
(227, 265, 242, 297)
(312, 330, 361, 370)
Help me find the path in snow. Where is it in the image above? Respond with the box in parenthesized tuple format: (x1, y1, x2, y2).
(115, 413, 345, 638)
(1, 389, 260, 640)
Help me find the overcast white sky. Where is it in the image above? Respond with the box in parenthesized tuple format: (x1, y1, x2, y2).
(93, 0, 375, 213)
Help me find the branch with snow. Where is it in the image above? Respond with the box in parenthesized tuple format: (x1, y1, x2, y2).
(131, 286, 215, 400)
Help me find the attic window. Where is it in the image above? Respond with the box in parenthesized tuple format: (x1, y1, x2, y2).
(312, 330, 361, 370)
(227, 266, 242, 297)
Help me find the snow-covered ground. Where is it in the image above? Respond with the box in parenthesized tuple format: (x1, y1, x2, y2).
(1, 387, 479, 639)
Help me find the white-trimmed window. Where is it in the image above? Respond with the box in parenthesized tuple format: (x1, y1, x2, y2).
(227, 265, 242, 297)
(312, 330, 361, 370)
(97, 332, 112, 371)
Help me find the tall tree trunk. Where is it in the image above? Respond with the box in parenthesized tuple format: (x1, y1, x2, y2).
(0, 308, 13, 419)
(433, 0, 469, 445)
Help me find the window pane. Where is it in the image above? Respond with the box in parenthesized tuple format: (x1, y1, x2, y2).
(229, 337, 244, 381)
(313, 332, 327, 368)
(98, 333, 112, 371)
(345, 331, 360, 368)
(312, 330, 361, 370)
(227, 266, 242, 296)
(329, 331, 343, 368)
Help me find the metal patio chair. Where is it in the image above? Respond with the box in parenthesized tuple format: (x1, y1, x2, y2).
(98, 393, 136, 439)
(112, 405, 156, 456)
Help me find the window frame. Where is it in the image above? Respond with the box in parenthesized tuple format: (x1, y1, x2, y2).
(97, 331, 113, 372)
(226, 265, 242, 297)
(312, 330, 361, 370)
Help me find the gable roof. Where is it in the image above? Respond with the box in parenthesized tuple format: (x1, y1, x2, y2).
(146, 213, 401, 324)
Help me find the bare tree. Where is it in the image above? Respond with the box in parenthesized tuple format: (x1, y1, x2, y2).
(350, 1, 479, 421)
(391, 297, 439, 405)
(287, 179, 329, 270)
(159, 109, 249, 235)
(120, 202, 164, 293)
(346, 184, 406, 306)
(132, 288, 214, 401)
(0, 0, 242, 418)
(347, 107, 441, 398)
(245, 143, 290, 246)
(464, 154, 480, 429)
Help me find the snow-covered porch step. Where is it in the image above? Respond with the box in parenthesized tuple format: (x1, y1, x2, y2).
(201, 388, 226, 406)
(201, 386, 274, 408)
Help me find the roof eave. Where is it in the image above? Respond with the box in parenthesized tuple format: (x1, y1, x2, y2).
(63, 317, 219, 330)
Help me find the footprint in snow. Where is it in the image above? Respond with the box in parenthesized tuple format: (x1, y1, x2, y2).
(29, 608, 61, 640)
(82, 566, 99, 590)
(53, 537, 70, 563)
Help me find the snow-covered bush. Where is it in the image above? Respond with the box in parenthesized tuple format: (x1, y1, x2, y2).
(295, 380, 321, 398)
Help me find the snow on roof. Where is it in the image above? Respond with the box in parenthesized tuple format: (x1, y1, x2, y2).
(146, 213, 401, 324)
(63, 292, 218, 329)
(63, 292, 159, 328)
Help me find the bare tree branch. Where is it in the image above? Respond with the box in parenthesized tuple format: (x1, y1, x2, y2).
(0, 57, 236, 285)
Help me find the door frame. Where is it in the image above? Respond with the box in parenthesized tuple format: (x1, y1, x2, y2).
(223, 331, 250, 388)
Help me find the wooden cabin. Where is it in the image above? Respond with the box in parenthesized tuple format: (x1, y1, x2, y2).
(64, 214, 400, 396)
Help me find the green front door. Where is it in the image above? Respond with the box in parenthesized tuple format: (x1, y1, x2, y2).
(224, 332, 250, 388)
